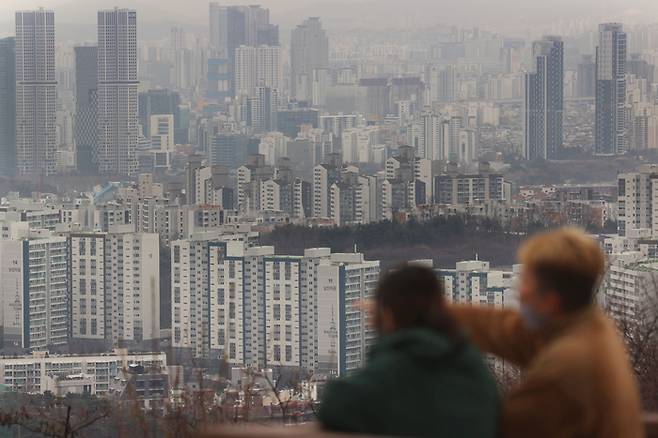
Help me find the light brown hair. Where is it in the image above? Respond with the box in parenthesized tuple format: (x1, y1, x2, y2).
(518, 227, 605, 312)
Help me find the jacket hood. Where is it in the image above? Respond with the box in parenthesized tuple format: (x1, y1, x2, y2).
(369, 328, 464, 365)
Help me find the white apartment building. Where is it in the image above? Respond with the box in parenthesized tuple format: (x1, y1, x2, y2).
(617, 164, 658, 237)
(172, 238, 378, 374)
(149, 114, 174, 151)
(0, 231, 68, 350)
(600, 251, 658, 324)
(313, 164, 332, 219)
(69, 233, 106, 341)
(317, 253, 380, 376)
(171, 237, 212, 357)
(439, 260, 518, 308)
(237, 165, 253, 213)
(104, 229, 160, 344)
(0, 349, 166, 394)
(148, 114, 175, 170)
(234, 45, 282, 98)
(341, 127, 380, 164)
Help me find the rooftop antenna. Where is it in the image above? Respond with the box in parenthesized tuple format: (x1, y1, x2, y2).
(354, 243, 357, 253)
(475, 253, 479, 261)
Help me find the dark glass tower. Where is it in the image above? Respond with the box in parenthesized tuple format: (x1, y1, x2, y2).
(595, 23, 627, 155)
(75, 45, 97, 174)
(523, 36, 564, 160)
(0, 37, 16, 176)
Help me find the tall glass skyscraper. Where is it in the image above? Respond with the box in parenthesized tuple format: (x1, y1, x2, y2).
(15, 9, 57, 177)
(523, 36, 564, 160)
(208, 4, 278, 98)
(595, 23, 627, 156)
(75, 45, 98, 175)
(0, 37, 15, 177)
(290, 17, 329, 102)
(97, 8, 138, 175)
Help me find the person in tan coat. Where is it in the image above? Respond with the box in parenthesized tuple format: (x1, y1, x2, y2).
(452, 227, 644, 438)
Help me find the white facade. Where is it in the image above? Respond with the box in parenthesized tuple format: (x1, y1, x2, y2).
(617, 165, 658, 237)
(317, 253, 379, 376)
(0, 350, 166, 395)
(313, 164, 330, 218)
(0, 233, 68, 350)
(104, 231, 159, 344)
(601, 252, 658, 324)
(171, 238, 210, 357)
(149, 114, 175, 151)
(171, 238, 378, 374)
(69, 233, 106, 340)
(234, 45, 282, 98)
(439, 260, 518, 308)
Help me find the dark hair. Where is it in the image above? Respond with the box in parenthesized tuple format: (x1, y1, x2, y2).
(376, 264, 462, 341)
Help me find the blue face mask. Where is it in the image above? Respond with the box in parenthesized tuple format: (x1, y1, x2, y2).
(520, 303, 546, 330)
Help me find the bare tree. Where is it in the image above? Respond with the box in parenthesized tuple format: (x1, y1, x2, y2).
(614, 274, 658, 410)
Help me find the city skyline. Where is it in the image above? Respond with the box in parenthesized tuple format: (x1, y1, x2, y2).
(0, 0, 656, 433)
(2, 0, 658, 39)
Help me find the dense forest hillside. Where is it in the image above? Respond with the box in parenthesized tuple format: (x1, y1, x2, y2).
(261, 216, 526, 270)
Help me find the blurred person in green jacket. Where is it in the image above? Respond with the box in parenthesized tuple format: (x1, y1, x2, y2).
(318, 265, 500, 438)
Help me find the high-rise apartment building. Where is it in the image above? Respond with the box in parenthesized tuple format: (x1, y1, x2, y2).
(208, 4, 278, 96)
(247, 86, 279, 133)
(595, 23, 627, 155)
(68, 231, 160, 346)
(523, 36, 564, 160)
(316, 253, 379, 375)
(171, 239, 378, 375)
(419, 110, 442, 160)
(234, 45, 282, 98)
(0, 232, 68, 350)
(104, 231, 160, 345)
(290, 17, 329, 101)
(617, 164, 658, 237)
(15, 10, 57, 177)
(74, 46, 98, 174)
(97, 8, 139, 175)
(69, 233, 106, 341)
(0, 37, 15, 176)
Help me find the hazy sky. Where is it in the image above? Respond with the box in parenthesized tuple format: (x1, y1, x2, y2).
(1, 0, 657, 39)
